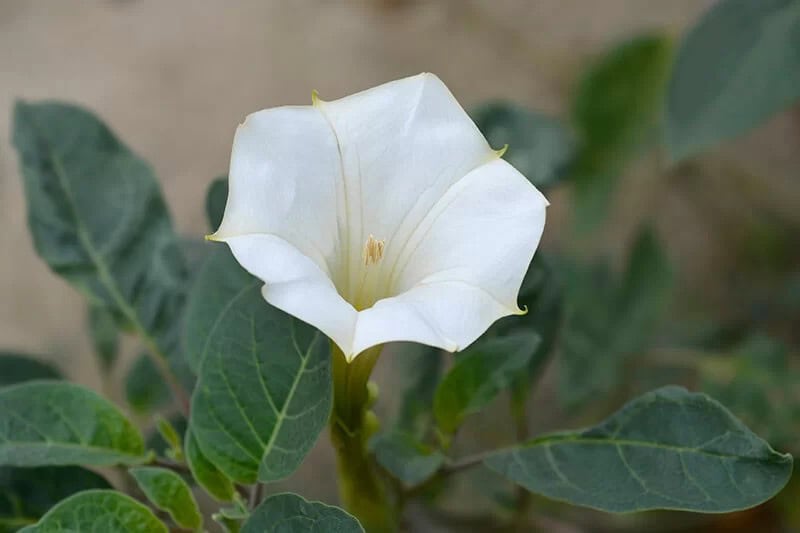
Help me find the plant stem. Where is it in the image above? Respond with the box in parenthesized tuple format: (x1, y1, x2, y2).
(440, 449, 499, 476)
(330, 344, 397, 532)
(249, 483, 265, 509)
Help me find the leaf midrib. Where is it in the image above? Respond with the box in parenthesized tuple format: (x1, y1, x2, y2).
(23, 110, 170, 369)
(258, 327, 323, 479)
(0, 441, 147, 463)
(508, 435, 789, 462)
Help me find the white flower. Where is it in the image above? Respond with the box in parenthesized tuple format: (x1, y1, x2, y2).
(211, 73, 548, 361)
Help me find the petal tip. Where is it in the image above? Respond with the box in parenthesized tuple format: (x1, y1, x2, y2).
(494, 144, 509, 158)
(311, 89, 325, 107)
(442, 338, 460, 353)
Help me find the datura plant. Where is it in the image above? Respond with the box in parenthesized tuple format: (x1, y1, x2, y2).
(208, 73, 546, 528)
(4, 5, 800, 530)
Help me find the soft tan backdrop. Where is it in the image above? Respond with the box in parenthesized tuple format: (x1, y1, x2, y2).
(2, 0, 798, 518)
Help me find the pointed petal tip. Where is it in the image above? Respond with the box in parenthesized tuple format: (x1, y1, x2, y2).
(494, 144, 509, 158)
(311, 89, 324, 106)
(205, 232, 223, 242)
(440, 336, 460, 353)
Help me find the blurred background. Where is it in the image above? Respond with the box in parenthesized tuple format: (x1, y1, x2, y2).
(1, 1, 799, 531)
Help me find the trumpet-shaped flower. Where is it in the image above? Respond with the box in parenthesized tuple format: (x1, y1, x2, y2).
(212, 73, 547, 361)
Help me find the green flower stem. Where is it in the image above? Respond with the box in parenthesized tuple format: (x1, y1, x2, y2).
(330, 344, 397, 532)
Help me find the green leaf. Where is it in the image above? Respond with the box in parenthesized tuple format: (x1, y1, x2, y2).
(180, 238, 215, 279)
(570, 34, 673, 230)
(184, 428, 235, 502)
(393, 344, 442, 440)
(667, 0, 800, 161)
(183, 249, 255, 374)
(130, 467, 202, 530)
(0, 466, 110, 532)
(125, 353, 170, 414)
(242, 493, 363, 533)
(560, 227, 672, 408)
(12, 101, 188, 391)
(471, 102, 575, 190)
(206, 176, 228, 231)
(434, 332, 541, 434)
(490, 253, 564, 411)
(188, 251, 332, 484)
(86, 306, 120, 372)
(370, 432, 444, 487)
(19, 490, 167, 533)
(0, 381, 146, 467)
(485, 386, 793, 513)
(0, 354, 61, 388)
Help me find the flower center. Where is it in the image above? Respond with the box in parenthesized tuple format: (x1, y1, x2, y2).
(362, 234, 385, 266)
(346, 234, 388, 311)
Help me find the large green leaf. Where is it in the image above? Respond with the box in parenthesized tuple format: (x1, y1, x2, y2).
(130, 467, 202, 530)
(206, 176, 228, 231)
(189, 251, 332, 484)
(0, 381, 146, 467)
(370, 432, 444, 487)
(485, 386, 793, 513)
(0, 359, 69, 532)
(570, 34, 673, 230)
(0, 354, 61, 388)
(242, 493, 363, 533)
(472, 102, 575, 190)
(667, 0, 800, 161)
(12, 101, 188, 390)
(0, 467, 110, 532)
(19, 490, 167, 533)
(434, 332, 540, 434)
(125, 353, 170, 414)
(559, 227, 672, 408)
(185, 428, 235, 502)
(183, 249, 255, 374)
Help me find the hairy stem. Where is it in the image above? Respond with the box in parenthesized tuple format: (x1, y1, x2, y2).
(330, 344, 397, 532)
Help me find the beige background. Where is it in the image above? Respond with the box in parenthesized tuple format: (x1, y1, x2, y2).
(1, 0, 798, 524)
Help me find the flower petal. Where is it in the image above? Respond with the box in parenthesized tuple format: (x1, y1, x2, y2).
(350, 159, 547, 358)
(316, 73, 496, 301)
(213, 106, 343, 280)
(224, 234, 358, 355)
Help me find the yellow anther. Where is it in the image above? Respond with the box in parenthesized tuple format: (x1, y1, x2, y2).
(362, 235, 385, 266)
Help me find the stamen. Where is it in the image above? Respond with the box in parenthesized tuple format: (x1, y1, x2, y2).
(362, 234, 385, 266)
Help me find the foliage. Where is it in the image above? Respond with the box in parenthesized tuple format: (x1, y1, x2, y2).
(667, 0, 800, 160)
(4, 2, 800, 529)
(242, 493, 363, 533)
(130, 467, 202, 530)
(485, 386, 792, 513)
